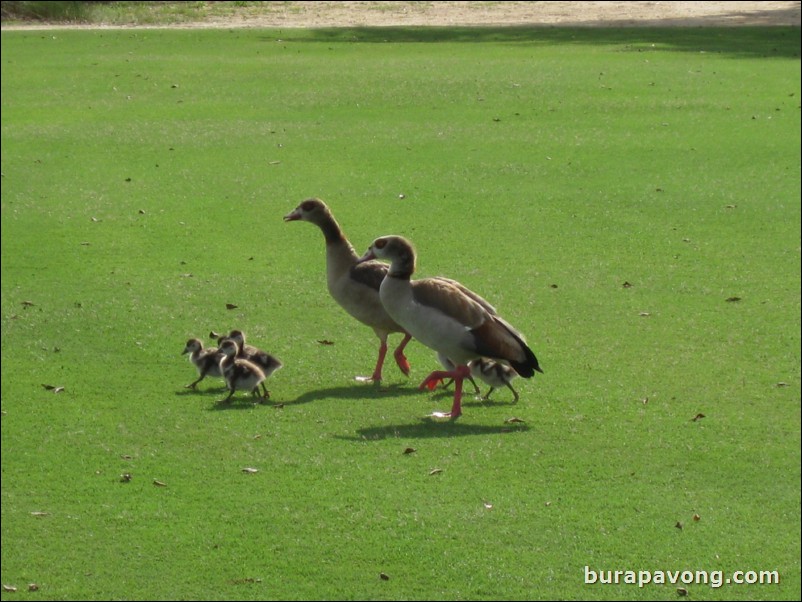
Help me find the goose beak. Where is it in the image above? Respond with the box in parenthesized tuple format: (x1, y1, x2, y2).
(356, 248, 376, 264)
(283, 208, 301, 222)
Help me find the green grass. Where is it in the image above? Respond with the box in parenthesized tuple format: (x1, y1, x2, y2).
(2, 25, 800, 600)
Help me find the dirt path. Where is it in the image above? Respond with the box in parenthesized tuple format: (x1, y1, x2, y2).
(2, 1, 800, 30)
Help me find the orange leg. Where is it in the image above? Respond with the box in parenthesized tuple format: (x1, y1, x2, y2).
(393, 333, 413, 376)
(420, 365, 471, 419)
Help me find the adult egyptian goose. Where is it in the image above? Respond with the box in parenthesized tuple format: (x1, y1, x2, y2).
(284, 198, 412, 382)
(470, 357, 520, 403)
(217, 339, 267, 404)
(358, 235, 542, 418)
(225, 330, 284, 391)
(182, 338, 224, 389)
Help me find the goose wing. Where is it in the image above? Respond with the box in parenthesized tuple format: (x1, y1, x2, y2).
(431, 276, 497, 315)
(349, 259, 389, 292)
(411, 277, 491, 330)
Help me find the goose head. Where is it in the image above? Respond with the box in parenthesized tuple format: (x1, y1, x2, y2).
(227, 329, 246, 347)
(182, 338, 203, 355)
(358, 236, 417, 278)
(283, 198, 330, 224)
(218, 339, 240, 358)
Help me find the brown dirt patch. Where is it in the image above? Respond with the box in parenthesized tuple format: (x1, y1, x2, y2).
(2, 1, 800, 30)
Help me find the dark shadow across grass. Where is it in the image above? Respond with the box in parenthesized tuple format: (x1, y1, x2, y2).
(206, 399, 280, 411)
(174, 386, 229, 396)
(339, 418, 529, 441)
(284, 382, 424, 406)
(273, 25, 800, 59)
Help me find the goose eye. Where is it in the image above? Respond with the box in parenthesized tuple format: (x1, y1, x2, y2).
(375, 239, 387, 249)
(301, 200, 316, 211)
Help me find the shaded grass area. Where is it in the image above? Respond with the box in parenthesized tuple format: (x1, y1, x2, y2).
(294, 25, 802, 58)
(1, 25, 800, 600)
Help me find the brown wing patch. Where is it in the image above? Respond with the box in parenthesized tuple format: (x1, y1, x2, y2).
(471, 318, 526, 362)
(432, 277, 497, 314)
(411, 278, 489, 329)
(350, 260, 389, 291)
(470, 316, 541, 378)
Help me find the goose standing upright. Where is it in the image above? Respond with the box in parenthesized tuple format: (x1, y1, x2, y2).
(284, 198, 413, 382)
(358, 235, 542, 418)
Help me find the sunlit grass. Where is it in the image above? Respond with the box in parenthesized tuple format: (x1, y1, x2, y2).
(1, 25, 800, 600)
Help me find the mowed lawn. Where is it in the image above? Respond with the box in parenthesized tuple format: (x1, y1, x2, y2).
(1, 25, 800, 600)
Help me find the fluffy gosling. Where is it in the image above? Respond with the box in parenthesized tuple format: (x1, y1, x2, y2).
(182, 338, 224, 389)
(470, 357, 520, 403)
(219, 330, 283, 395)
(217, 339, 268, 404)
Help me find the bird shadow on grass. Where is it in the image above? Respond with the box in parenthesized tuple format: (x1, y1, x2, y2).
(425, 387, 520, 408)
(336, 386, 530, 439)
(174, 387, 276, 410)
(282, 382, 423, 406)
(174, 384, 228, 396)
(206, 399, 281, 411)
(337, 418, 529, 441)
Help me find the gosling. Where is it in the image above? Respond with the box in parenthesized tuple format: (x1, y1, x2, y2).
(470, 357, 520, 403)
(217, 339, 268, 404)
(220, 329, 283, 396)
(182, 338, 224, 389)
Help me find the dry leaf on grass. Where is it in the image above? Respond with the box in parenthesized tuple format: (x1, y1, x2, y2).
(429, 468, 443, 476)
(403, 447, 416, 455)
(242, 467, 259, 474)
